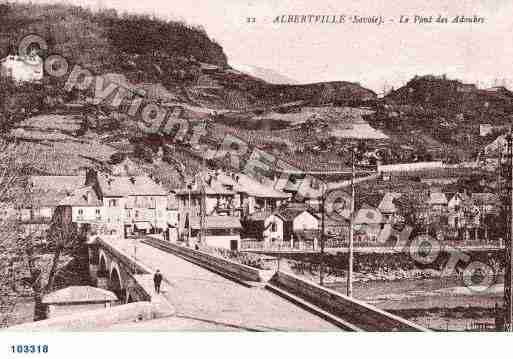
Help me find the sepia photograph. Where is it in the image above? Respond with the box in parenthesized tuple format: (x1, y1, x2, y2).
(0, 0, 512, 355)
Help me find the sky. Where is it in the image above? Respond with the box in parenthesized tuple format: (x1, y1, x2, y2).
(24, 0, 513, 92)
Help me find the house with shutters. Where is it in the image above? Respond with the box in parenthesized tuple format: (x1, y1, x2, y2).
(57, 168, 173, 238)
(216, 171, 290, 217)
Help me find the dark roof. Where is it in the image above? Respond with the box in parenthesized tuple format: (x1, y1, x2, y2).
(29, 176, 84, 207)
(354, 191, 382, 210)
(59, 186, 102, 207)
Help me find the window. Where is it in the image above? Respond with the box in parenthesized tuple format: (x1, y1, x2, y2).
(78, 209, 84, 216)
(95, 209, 101, 218)
(108, 199, 117, 207)
(135, 210, 139, 219)
(271, 222, 277, 233)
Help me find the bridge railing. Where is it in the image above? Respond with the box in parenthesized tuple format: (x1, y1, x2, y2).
(143, 237, 276, 284)
(270, 270, 429, 332)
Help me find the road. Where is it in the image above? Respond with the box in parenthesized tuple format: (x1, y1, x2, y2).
(113, 239, 341, 331)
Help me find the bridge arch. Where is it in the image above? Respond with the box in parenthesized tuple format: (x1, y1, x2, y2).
(98, 250, 108, 276)
(109, 264, 123, 302)
(109, 262, 123, 289)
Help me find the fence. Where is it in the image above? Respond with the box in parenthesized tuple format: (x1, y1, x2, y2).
(240, 238, 503, 252)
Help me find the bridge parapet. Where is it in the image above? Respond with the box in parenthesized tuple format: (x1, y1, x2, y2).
(270, 271, 429, 332)
(143, 238, 276, 286)
(87, 236, 174, 316)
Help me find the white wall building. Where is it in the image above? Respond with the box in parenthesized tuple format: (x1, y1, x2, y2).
(0, 52, 43, 83)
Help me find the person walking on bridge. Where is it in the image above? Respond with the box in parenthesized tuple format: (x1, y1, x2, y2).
(153, 269, 163, 294)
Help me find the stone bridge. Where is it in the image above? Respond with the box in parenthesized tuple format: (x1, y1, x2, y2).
(87, 236, 156, 304)
(85, 235, 428, 331)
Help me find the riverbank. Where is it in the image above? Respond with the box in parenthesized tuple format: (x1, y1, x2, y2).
(283, 259, 503, 331)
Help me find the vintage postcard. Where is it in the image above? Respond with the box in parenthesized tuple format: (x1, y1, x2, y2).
(0, 0, 512, 348)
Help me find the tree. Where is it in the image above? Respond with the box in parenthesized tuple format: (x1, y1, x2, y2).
(0, 142, 80, 324)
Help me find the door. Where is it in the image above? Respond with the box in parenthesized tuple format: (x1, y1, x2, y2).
(230, 240, 238, 251)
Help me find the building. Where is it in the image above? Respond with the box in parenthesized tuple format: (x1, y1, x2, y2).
(86, 170, 170, 236)
(427, 190, 448, 212)
(23, 176, 84, 224)
(0, 51, 43, 83)
(447, 192, 471, 229)
(216, 171, 290, 216)
(242, 211, 271, 240)
(187, 215, 242, 250)
(263, 206, 320, 246)
(175, 173, 236, 239)
(57, 168, 173, 238)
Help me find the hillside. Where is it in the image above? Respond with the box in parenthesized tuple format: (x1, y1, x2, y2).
(365, 75, 513, 162)
(0, 2, 375, 110)
(230, 63, 299, 85)
(0, 1, 382, 180)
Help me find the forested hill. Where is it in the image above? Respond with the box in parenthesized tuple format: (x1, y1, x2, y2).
(0, 2, 227, 71)
(0, 2, 376, 109)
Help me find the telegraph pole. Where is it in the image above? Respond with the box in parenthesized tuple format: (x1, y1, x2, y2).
(271, 154, 375, 289)
(320, 192, 326, 286)
(199, 157, 207, 246)
(505, 127, 513, 331)
(347, 148, 355, 297)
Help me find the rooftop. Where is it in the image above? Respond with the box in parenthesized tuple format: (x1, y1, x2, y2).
(189, 215, 242, 229)
(29, 176, 84, 207)
(97, 175, 168, 197)
(274, 205, 318, 222)
(217, 172, 290, 198)
(58, 186, 102, 207)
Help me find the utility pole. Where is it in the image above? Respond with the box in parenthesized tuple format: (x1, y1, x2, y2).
(272, 156, 375, 289)
(199, 158, 207, 246)
(498, 143, 502, 200)
(505, 127, 513, 331)
(320, 192, 326, 286)
(347, 148, 355, 297)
